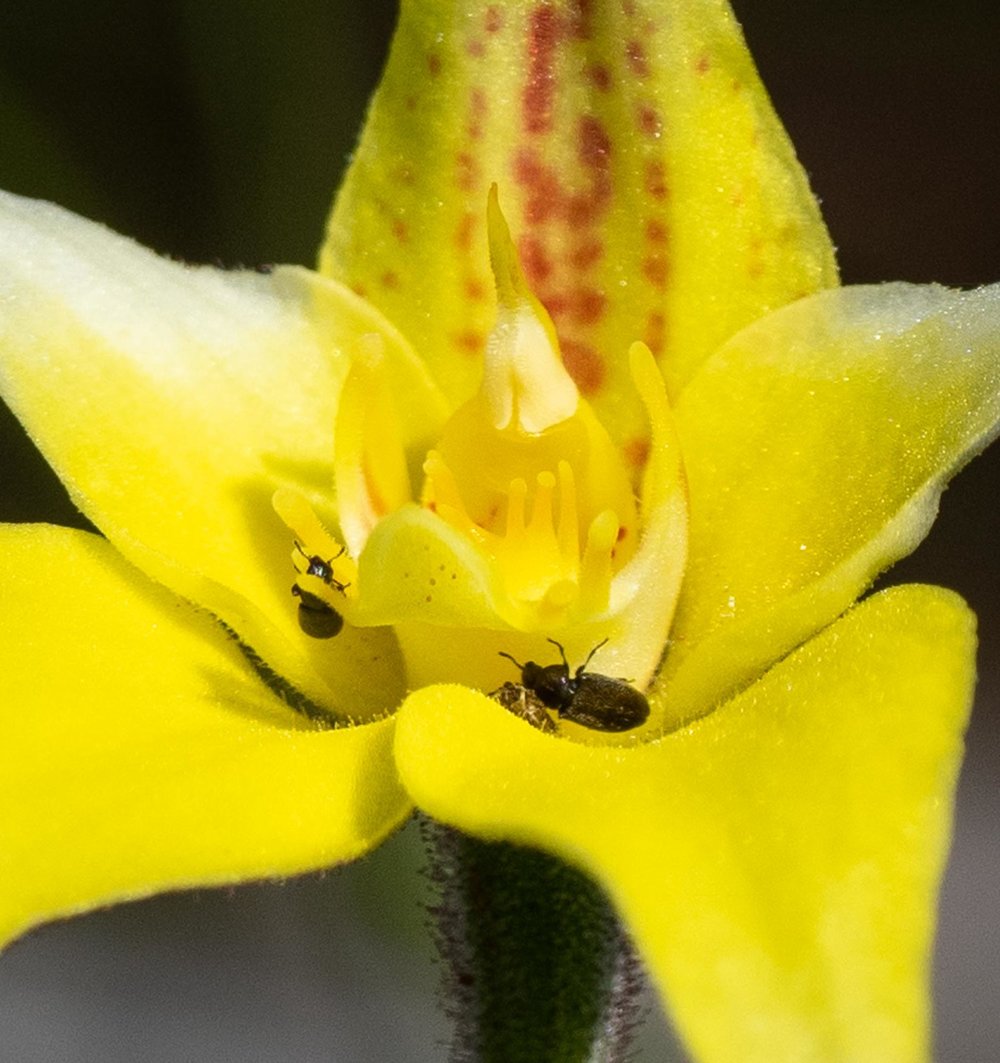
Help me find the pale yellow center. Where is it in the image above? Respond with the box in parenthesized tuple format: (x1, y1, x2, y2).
(418, 188, 638, 627)
(274, 191, 682, 649)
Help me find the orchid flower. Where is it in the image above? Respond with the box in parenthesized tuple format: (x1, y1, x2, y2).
(2, 1, 999, 1060)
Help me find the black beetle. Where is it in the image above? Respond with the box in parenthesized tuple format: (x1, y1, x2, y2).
(498, 638, 649, 732)
(291, 585, 344, 639)
(291, 541, 349, 639)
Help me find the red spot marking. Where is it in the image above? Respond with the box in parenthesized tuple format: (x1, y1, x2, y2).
(569, 0, 592, 39)
(645, 218, 667, 244)
(405, 95, 417, 112)
(455, 212, 476, 252)
(644, 311, 666, 355)
(513, 147, 541, 185)
(642, 254, 668, 290)
(622, 0, 637, 17)
(381, 271, 400, 290)
(560, 339, 605, 395)
(625, 40, 649, 77)
(526, 186, 562, 225)
(350, 282, 368, 299)
(427, 53, 442, 77)
(565, 193, 600, 227)
(543, 292, 569, 318)
(453, 330, 484, 355)
(519, 234, 554, 286)
(392, 219, 409, 243)
(467, 87, 488, 140)
(395, 164, 415, 185)
(464, 277, 488, 301)
(577, 115, 613, 206)
(623, 436, 651, 469)
(637, 104, 661, 137)
(467, 38, 485, 59)
(644, 160, 668, 200)
(524, 6, 563, 135)
(485, 6, 504, 32)
(579, 115, 611, 169)
(616, 525, 628, 542)
(456, 151, 478, 191)
(514, 149, 563, 225)
(569, 239, 604, 271)
(695, 53, 711, 76)
(588, 64, 612, 92)
(515, 127, 613, 231)
(570, 287, 606, 325)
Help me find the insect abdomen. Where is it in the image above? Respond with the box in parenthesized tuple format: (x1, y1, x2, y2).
(559, 675, 649, 732)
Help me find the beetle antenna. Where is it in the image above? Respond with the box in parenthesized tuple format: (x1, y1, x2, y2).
(293, 541, 346, 567)
(546, 638, 570, 669)
(579, 637, 610, 673)
(498, 650, 525, 671)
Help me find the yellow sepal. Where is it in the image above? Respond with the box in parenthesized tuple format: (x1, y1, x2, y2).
(0, 524, 411, 949)
(662, 281, 1000, 723)
(395, 584, 975, 1062)
(0, 190, 418, 718)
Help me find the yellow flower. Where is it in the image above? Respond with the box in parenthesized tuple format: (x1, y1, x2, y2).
(1, 1, 998, 1060)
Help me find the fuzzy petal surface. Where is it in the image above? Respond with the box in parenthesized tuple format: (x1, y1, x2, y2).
(661, 281, 1000, 723)
(0, 191, 443, 717)
(322, 0, 836, 447)
(0, 523, 410, 948)
(395, 584, 975, 1063)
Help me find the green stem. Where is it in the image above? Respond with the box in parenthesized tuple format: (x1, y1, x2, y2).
(423, 818, 644, 1062)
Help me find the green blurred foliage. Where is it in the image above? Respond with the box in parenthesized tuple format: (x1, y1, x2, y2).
(736, 0, 999, 288)
(0, 0, 396, 265)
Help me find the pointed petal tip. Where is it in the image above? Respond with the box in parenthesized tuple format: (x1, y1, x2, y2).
(486, 184, 526, 310)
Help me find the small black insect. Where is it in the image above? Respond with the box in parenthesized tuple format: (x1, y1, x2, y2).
(294, 541, 349, 589)
(498, 638, 650, 732)
(291, 541, 349, 639)
(291, 585, 344, 639)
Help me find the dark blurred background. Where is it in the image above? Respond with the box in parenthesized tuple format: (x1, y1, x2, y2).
(0, 1, 997, 1059)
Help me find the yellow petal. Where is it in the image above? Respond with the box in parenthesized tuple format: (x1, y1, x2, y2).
(605, 343, 688, 708)
(333, 332, 449, 556)
(0, 523, 410, 948)
(662, 281, 1000, 724)
(395, 584, 975, 1062)
(322, 0, 836, 449)
(0, 191, 440, 717)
